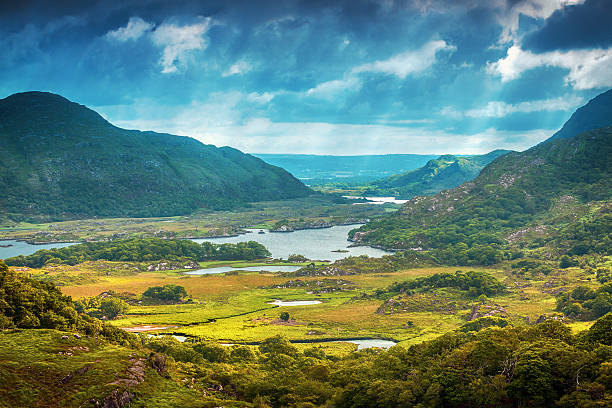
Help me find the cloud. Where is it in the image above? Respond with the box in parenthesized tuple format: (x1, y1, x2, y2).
(105, 17, 153, 42)
(303, 40, 455, 100)
(306, 76, 362, 99)
(443, 95, 585, 118)
(523, 0, 612, 52)
(246, 91, 275, 104)
(487, 45, 612, 89)
(351, 40, 456, 79)
(103, 97, 555, 155)
(222, 60, 252, 77)
(494, 0, 586, 43)
(151, 18, 212, 74)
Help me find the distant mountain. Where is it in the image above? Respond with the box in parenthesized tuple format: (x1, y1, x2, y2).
(548, 89, 612, 141)
(0, 92, 311, 221)
(351, 90, 612, 258)
(364, 150, 512, 199)
(253, 153, 439, 185)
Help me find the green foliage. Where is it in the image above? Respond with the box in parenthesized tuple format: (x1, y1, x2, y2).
(279, 312, 290, 321)
(365, 150, 511, 199)
(0, 260, 80, 330)
(351, 127, 612, 261)
(386, 270, 506, 297)
(0, 261, 136, 344)
(459, 316, 509, 332)
(99, 298, 129, 319)
(258, 335, 298, 356)
(143, 284, 187, 303)
(557, 284, 612, 320)
(5, 238, 271, 268)
(559, 255, 577, 268)
(0, 92, 311, 221)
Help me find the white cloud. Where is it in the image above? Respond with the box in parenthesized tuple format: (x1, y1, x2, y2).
(246, 92, 275, 104)
(151, 18, 212, 74)
(457, 95, 584, 118)
(487, 45, 612, 89)
(103, 101, 554, 155)
(306, 77, 362, 99)
(303, 40, 455, 100)
(351, 40, 456, 79)
(106, 17, 153, 42)
(222, 60, 252, 77)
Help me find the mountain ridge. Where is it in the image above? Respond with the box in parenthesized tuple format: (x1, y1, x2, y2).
(350, 89, 612, 259)
(364, 149, 512, 199)
(0, 91, 311, 221)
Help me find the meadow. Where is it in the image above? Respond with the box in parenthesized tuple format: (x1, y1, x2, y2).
(29, 258, 596, 347)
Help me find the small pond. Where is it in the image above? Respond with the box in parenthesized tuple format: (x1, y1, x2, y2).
(185, 265, 303, 275)
(267, 299, 323, 306)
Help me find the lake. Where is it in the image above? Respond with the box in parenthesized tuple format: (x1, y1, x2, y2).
(1, 224, 390, 262)
(193, 224, 391, 261)
(343, 196, 408, 205)
(0, 239, 75, 259)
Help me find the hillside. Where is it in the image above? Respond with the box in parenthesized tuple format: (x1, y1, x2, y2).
(253, 153, 438, 184)
(548, 88, 612, 141)
(364, 149, 511, 199)
(350, 124, 611, 259)
(0, 92, 311, 221)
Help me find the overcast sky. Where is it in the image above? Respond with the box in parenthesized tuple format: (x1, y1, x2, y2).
(1, 0, 611, 154)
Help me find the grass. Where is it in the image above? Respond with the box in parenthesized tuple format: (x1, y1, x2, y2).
(11, 259, 604, 348)
(0, 329, 226, 408)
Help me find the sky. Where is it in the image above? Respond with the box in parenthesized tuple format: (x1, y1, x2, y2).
(1, 0, 611, 155)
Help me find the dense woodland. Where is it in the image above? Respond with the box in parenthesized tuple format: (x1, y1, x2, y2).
(4, 238, 271, 268)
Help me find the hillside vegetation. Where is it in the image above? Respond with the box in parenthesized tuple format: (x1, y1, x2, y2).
(351, 126, 611, 260)
(364, 149, 511, 199)
(0, 92, 311, 221)
(2, 258, 612, 408)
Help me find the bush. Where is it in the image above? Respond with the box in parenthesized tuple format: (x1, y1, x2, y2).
(143, 284, 187, 303)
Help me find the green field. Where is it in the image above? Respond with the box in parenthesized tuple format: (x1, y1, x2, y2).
(22, 258, 593, 346)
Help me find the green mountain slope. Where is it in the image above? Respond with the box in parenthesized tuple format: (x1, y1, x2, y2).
(548, 88, 612, 141)
(0, 92, 311, 221)
(350, 123, 611, 257)
(364, 149, 512, 198)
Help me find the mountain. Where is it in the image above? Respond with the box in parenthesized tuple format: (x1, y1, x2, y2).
(548, 89, 612, 141)
(364, 150, 512, 199)
(350, 90, 612, 259)
(253, 153, 439, 185)
(0, 92, 311, 221)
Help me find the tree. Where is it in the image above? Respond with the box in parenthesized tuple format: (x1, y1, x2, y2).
(99, 298, 128, 319)
(280, 312, 290, 321)
(143, 284, 187, 303)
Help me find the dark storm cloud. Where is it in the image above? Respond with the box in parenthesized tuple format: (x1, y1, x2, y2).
(0, 0, 608, 154)
(523, 0, 612, 52)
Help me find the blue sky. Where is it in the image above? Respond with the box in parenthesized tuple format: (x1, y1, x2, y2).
(1, 0, 611, 154)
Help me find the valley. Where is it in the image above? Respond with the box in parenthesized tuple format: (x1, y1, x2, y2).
(1, 90, 611, 407)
